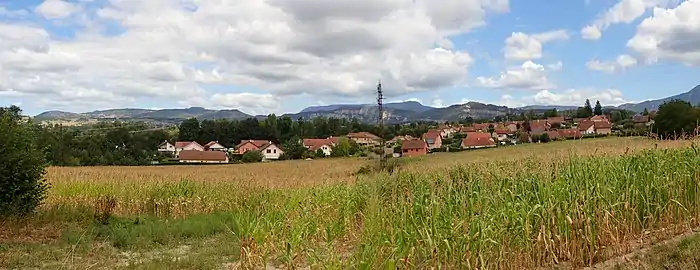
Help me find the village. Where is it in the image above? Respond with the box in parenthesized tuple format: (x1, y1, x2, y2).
(156, 113, 654, 163)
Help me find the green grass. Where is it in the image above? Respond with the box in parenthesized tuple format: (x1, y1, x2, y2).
(3, 145, 700, 269)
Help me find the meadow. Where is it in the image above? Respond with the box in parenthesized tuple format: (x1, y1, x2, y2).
(2, 137, 700, 269)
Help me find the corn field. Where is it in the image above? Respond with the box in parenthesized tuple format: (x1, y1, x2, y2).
(32, 137, 700, 268)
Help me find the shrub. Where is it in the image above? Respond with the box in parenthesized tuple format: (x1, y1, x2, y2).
(0, 106, 49, 217)
(241, 150, 263, 163)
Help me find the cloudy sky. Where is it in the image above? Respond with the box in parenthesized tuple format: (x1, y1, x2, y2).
(0, 0, 698, 115)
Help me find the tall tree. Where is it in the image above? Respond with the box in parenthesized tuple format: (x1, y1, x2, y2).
(654, 100, 700, 137)
(0, 106, 49, 217)
(643, 108, 650, 116)
(584, 99, 594, 117)
(178, 118, 201, 142)
(594, 100, 603, 116)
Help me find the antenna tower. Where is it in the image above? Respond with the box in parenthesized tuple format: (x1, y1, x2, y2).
(377, 80, 386, 169)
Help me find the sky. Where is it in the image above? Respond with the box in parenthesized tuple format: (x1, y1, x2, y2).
(0, 0, 699, 116)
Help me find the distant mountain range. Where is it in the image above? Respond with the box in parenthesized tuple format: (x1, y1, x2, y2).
(33, 84, 699, 124)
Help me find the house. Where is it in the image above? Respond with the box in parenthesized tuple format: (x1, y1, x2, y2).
(259, 142, 284, 161)
(461, 134, 497, 149)
(491, 128, 511, 141)
(203, 141, 226, 151)
(558, 129, 582, 139)
(157, 141, 176, 155)
(347, 132, 381, 146)
(633, 115, 654, 128)
(328, 136, 343, 145)
(387, 135, 414, 145)
(530, 119, 550, 133)
(460, 126, 477, 133)
(472, 123, 491, 132)
(401, 139, 428, 157)
(422, 131, 443, 150)
(174, 141, 204, 157)
(594, 121, 612, 135)
(235, 140, 271, 154)
(303, 138, 334, 156)
(573, 118, 589, 124)
(439, 127, 456, 138)
(505, 122, 520, 132)
(547, 117, 566, 126)
(579, 121, 596, 135)
(178, 150, 228, 163)
(591, 115, 609, 122)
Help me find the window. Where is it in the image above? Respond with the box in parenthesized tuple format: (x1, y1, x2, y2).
(273, 149, 277, 154)
(266, 149, 271, 154)
(402, 149, 408, 153)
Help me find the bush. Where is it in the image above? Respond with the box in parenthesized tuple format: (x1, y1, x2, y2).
(241, 150, 263, 163)
(0, 106, 49, 217)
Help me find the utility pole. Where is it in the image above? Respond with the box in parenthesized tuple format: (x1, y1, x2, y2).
(377, 80, 386, 170)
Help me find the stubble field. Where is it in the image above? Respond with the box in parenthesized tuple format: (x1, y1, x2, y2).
(3, 137, 700, 269)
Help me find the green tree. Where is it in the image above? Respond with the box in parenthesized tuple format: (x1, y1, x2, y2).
(643, 108, 650, 116)
(281, 136, 308, 160)
(314, 149, 326, 158)
(178, 118, 201, 142)
(654, 100, 700, 137)
(487, 124, 495, 135)
(594, 100, 603, 116)
(241, 150, 263, 163)
(0, 106, 49, 217)
(577, 99, 594, 118)
(331, 137, 351, 157)
(543, 108, 558, 118)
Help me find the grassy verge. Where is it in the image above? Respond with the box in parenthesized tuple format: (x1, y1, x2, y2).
(2, 143, 700, 269)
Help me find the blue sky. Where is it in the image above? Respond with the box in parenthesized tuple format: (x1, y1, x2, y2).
(1, 0, 698, 115)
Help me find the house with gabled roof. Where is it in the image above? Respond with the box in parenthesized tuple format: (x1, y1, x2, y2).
(303, 138, 334, 156)
(174, 141, 204, 158)
(235, 140, 271, 154)
(461, 133, 496, 149)
(558, 129, 582, 139)
(594, 121, 612, 135)
(401, 139, 428, 157)
(422, 130, 443, 150)
(347, 132, 380, 146)
(203, 141, 226, 151)
(157, 141, 176, 155)
(259, 142, 284, 161)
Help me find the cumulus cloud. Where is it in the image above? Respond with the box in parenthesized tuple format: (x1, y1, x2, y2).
(586, 54, 638, 73)
(547, 61, 563, 71)
(504, 30, 569, 61)
(34, 0, 80, 19)
(0, 0, 510, 113)
(491, 89, 628, 107)
(475, 61, 554, 90)
(581, 0, 680, 40)
(627, 0, 700, 66)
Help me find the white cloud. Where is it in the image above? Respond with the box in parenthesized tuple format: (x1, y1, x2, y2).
(1, 0, 510, 112)
(547, 61, 563, 71)
(581, 0, 679, 40)
(491, 89, 628, 107)
(475, 61, 553, 90)
(581, 25, 602, 40)
(586, 54, 638, 73)
(504, 29, 569, 61)
(208, 93, 281, 115)
(627, 0, 700, 66)
(35, 0, 81, 19)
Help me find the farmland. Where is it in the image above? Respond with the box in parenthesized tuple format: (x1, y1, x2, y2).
(2, 137, 700, 269)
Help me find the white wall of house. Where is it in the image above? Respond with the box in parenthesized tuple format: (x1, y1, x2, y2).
(262, 144, 284, 160)
(318, 144, 332, 156)
(582, 126, 595, 135)
(207, 142, 226, 151)
(158, 142, 175, 153)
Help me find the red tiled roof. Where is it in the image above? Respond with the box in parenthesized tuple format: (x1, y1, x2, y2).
(175, 141, 203, 149)
(178, 150, 228, 162)
(236, 139, 270, 149)
(579, 121, 595, 131)
(472, 123, 491, 130)
(494, 128, 511, 135)
(460, 126, 477, 132)
(633, 115, 650, 123)
(309, 143, 331, 151)
(466, 132, 492, 140)
(422, 131, 441, 140)
(591, 115, 609, 121)
(461, 137, 496, 148)
(303, 138, 333, 147)
(558, 129, 581, 139)
(203, 141, 225, 150)
(547, 117, 565, 124)
(348, 132, 380, 140)
(175, 141, 193, 148)
(594, 121, 612, 129)
(401, 139, 428, 150)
